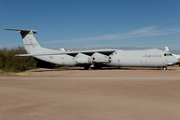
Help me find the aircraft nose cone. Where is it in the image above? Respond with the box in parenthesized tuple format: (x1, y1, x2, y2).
(173, 57, 179, 65)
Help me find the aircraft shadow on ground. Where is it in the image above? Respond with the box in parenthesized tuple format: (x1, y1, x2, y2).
(99, 67, 176, 71)
(28, 67, 84, 72)
(28, 67, 176, 72)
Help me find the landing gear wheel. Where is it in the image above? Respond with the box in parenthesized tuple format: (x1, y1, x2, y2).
(84, 67, 89, 70)
(163, 67, 167, 70)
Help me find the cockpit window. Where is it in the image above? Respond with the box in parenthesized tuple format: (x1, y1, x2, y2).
(164, 53, 172, 56)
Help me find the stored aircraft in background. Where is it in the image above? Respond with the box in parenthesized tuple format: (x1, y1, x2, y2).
(5, 28, 178, 70)
(165, 46, 180, 66)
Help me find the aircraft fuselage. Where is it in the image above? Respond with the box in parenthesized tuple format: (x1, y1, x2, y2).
(34, 49, 177, 68)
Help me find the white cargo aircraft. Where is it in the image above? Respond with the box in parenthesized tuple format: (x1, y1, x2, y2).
(5, 29, 178, 70)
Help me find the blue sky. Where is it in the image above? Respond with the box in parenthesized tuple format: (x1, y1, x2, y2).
(1, 0, 180, 53)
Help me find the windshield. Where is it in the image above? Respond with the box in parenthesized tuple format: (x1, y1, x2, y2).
(164, 53, 172, 56)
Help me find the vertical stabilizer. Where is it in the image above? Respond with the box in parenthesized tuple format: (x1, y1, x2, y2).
(165, 46, 170, 53)
(4, 29, 42, 53)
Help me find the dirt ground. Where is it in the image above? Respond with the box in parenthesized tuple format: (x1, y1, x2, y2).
(0, 66, 180, 120)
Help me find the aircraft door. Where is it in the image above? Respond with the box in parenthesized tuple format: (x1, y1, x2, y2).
(144, 54, 149, 66)
(60, 56, 65, 65)
(118, 59, 121, 66)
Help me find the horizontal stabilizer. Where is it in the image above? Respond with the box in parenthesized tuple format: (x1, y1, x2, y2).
(4, 28, 37, 34)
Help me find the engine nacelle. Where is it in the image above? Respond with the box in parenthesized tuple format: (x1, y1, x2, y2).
(92, 53, 111, 63)
(74, 53, 94, 64)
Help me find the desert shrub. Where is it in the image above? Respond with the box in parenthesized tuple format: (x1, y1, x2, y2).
(0, 51, 5, 69)
(0, 47, 36, 72)
(0, 46, 64, 72)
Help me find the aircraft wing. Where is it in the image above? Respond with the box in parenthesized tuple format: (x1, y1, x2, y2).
(16, 49, 116, 57)
(65, 49, 115, 57)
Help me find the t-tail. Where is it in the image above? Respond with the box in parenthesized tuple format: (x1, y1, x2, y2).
(4, 29, 42, 54)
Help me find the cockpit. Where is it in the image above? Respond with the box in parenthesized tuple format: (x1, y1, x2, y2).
(164, 53, 173, 56)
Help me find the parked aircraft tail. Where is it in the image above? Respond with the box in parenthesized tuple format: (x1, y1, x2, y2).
(165, 46, 170, 53)
(4, 29, 43, 54)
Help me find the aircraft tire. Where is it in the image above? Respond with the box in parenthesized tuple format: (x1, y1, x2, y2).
(163, 67, 167, 70)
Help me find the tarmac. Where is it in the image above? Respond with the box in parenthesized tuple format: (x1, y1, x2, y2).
(0, 66, 180, 120)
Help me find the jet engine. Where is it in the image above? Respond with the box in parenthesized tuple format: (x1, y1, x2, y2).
(74, 53, 95, 64)
(92, 53, 111, 63)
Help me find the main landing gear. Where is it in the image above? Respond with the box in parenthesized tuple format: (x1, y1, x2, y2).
(163, 67, 167, 70)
